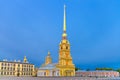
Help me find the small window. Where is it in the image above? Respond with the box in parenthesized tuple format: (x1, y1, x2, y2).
(18, 64, 20, 67)
(7, 72, 9, 75)
(4, 72, 6, 75)
(10, 72, 12, 75)
(1, 67, 3, 70)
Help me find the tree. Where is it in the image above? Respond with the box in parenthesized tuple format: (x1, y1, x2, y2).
(86, 68, 90, 71)
(95, 67, 113, 71)
(75, 67, 80, 71)
(116, 69, 120, 73)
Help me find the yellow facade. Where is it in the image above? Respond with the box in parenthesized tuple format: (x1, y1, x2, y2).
(0, 57, 35, 77)
(56, 5, 75, 76)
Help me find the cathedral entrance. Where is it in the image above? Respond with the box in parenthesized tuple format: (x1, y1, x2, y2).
(65, 70, 73, 76)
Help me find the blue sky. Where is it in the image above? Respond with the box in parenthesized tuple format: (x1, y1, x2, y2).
(0, 0, 120, 69)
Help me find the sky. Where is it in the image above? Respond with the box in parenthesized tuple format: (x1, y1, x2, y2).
(0, 0, 120, 69)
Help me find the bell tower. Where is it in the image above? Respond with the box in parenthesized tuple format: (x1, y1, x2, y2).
(57, 5, 75, 76)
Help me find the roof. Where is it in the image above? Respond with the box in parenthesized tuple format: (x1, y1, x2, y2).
(38, 63, 59, 70)
(0, 61, 34, 65)
(76, 70, 118, 72)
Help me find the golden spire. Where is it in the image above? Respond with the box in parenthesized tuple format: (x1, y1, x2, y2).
(62, 4, 67, 39)
(63, 4, 66, 32)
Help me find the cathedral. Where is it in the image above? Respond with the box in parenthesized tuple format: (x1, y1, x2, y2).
(37, 5, 75, 77)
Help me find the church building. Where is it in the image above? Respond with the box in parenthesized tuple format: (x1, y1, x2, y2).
(37, 52, 59, 76)
(37, 5, 75, 77)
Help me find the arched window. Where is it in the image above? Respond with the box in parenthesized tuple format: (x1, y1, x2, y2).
(61, 47, 63, 49)
(66, 46, 68, 49)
